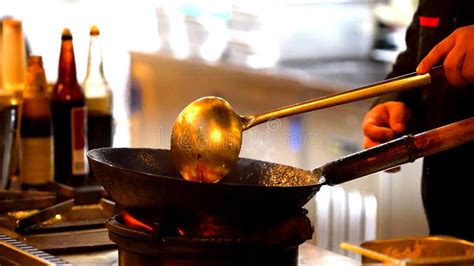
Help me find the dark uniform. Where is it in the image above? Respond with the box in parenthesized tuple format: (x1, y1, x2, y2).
(376, 0, 474, 241)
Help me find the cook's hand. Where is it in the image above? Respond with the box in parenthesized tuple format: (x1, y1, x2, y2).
(362, 101, 410, 149)
(417, 25, 474, 86)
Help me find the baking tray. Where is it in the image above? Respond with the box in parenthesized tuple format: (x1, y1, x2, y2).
(341, 236, 474, 265)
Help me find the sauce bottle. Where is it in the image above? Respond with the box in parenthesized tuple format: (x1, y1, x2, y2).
(83, 25, 113, 151)
(20, 56, 54, 189)
(50, 28, 88, 186)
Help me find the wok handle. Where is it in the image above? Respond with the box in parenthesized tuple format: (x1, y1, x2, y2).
(318, 116, 474, 185)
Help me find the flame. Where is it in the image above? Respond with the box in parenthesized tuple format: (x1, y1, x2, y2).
(121, 211, 153, 232)
(177, 227, 186, 236)
(176, 214, 230, 237)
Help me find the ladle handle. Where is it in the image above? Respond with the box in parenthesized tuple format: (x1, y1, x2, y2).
(244, 66, 444, 129)
(318, 115, 474, 185)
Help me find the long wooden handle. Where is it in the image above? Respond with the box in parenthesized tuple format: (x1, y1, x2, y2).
(318, 116, 474, 185)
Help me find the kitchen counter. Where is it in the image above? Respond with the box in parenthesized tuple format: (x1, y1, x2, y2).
(299, 243, 360, 265)
(58, 243, 361, 265)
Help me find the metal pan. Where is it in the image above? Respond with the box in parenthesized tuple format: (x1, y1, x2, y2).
(88, 116, 474, 217)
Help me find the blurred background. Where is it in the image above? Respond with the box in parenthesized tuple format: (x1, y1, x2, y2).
(1, 0, 424, 256)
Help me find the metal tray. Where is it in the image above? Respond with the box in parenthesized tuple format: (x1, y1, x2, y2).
(341, 236, 474, 265)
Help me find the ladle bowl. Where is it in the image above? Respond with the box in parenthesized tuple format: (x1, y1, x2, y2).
(170, 97, 244, 183)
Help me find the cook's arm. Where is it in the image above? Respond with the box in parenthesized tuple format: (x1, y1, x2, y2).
(363, 8, 424, 149)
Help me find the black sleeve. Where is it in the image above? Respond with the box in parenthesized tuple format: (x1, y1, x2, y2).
(386, 11, 420, 78)
(373, 7, 421, 107)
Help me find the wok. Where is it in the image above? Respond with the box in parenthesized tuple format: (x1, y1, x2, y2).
(88, 116, 474, 217)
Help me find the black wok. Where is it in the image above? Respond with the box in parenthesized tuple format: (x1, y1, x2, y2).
(88, 116, 474, 216)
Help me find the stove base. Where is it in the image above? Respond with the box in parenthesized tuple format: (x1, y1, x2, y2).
(106, 212, 312, 266)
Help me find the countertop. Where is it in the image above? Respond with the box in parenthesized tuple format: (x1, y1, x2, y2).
(59, 243, 361, 265)
(299, 243, 361, 265)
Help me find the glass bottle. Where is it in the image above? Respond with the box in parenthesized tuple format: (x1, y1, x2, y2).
(83, 25, 113, 151)
(20, 56, 54, 189)
(1, 18, 27, 184)
(2, 18, 26, 96)
(50, 28, 88, 186)
(0, 19, 3, 87)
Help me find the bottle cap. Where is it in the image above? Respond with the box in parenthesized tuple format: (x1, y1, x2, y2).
(61, 28, 73, 40)
(90, 25, 100, 36)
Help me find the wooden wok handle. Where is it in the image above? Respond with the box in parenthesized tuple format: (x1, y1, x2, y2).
(319, 116, 474, 185)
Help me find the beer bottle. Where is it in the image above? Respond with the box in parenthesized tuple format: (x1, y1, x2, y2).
(20, 56, 54, 189)
(83, 25, 113, 150)
(51, 28, 88, 186)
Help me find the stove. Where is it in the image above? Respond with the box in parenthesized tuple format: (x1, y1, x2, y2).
(0, 181, 116, 259)
(0, 179, 363, 266)
(0, 187, 363, 266)
(0, 182, 314, 266)
(106, 209, 313, 266)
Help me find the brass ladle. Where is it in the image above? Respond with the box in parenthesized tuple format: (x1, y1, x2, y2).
(171, 67, 443, 183)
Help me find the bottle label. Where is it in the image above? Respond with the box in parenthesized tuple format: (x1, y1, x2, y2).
(71, 106, 89, 175)
(20, 137, 54, 185)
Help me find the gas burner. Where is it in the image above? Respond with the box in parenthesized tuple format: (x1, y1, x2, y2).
(0, 182, 116, 253)
(0, 182, 113, 234)
(106, 210, 313, 266)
